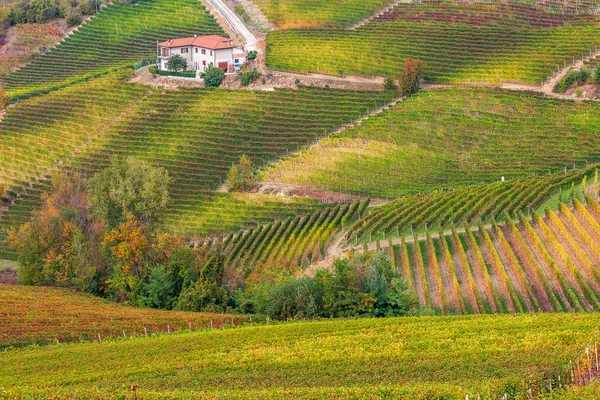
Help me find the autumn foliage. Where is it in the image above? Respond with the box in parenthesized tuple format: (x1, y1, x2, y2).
(398, 58, 425, 95)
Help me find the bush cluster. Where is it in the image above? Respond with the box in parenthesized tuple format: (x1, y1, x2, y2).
(1, 0, 101, 26)
(10, 156, 419, 320)
(553, 67, 596, 93)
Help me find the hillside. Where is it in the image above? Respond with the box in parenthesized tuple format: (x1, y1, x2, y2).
(0, 313, 598, 398)
(263, 87, 600, 197)
(266, 1, 600, 83)
(0, 285, 250, 348)
(1, 0, 224, 99)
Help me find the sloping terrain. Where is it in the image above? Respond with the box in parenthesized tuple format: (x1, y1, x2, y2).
(263, 87, 600, 197)
(0, 312, 598, 398)
(266, 1, 600, 83)
(0, 284, 249, 348)
(1, 0, 224, 99)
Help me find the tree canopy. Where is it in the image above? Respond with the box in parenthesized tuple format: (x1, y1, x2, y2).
(165, 54, 188, 72)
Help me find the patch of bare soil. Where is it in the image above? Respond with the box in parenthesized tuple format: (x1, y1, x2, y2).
(565, 84, 600, 100)
(130, 69, 205, 89)
(256, 181, 371, 204)
(0, 19, 73, 77)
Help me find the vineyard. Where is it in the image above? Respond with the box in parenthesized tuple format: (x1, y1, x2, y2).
(1, 0, 224, 99)
(368, 196, 600, 314)
(263, 87, 600, 197)
(266, 1, 600, 83)
(1, 313, 598, 398)
(0, 74, 394, 256)
(222, 199, 368, 272)
(254, 0, 391, 28)
(0, 285, 250, 348)
(349, 167, 597, 242)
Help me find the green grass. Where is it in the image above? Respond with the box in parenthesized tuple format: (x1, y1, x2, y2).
(266, 2, 600, 83)
(0, 313, 598, 398)
(263, 87, 600, 197)
(2, 0, 224, 99)
(254, 0, 391, 28)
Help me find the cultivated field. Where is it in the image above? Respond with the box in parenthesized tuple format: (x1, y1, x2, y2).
(1, 0, 224, 99)
(266, 1, 600, 83)
(264, 88, 600, 197)
(254, 0, 390, 28)
(0, 285, 250, 348)
(0, 313, 598, 398)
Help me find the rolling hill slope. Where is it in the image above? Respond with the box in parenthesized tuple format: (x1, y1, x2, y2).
(266, 1, 600, 83)
(264, 87, 600, 197)
(1, 0, 224, 99)
(0, 313, 598, 398)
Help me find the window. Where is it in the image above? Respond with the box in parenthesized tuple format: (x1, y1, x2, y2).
(234, 59, 239, 64)
(181, 48, 189, 54)
(201, 49, 206, 55)
(161, 48, 170, 57)
(210, 51, 213, 56)
(195, 48, 198, 53)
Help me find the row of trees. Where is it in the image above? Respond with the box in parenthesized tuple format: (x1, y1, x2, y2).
(10, 156, 419, 319)
(0, 0, 101, 27)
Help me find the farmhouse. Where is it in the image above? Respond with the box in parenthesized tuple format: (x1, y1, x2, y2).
(157, 35, 247, 74)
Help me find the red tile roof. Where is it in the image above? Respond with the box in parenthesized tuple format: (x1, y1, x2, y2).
(158, 35, 235, 50)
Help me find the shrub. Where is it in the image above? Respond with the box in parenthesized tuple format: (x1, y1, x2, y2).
(226, 155, 257, 192)
(246, 50, 258, 61)
(240, 66, 260, 86)
(66, 10, 81, 27)
(383, 76, 398, 91)
(398, 58, 425, 95)
(149, 65, 158, 76)
(0, 86, 9, 110)
(165, 54, 187, 72)
(201, 65, 225, 87)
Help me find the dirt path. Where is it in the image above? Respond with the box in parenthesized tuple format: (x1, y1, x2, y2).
(255, 181, 388, 205)
(203, 0, 258, 50)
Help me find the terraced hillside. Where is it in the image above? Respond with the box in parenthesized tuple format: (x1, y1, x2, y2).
(1, 0, 224, 99)
(1, 313, 598, 398)
(349, 167, 597, 242)
(264, 87, 600, 197)
(371, 197, 600, 314)
(266, 1, 600, 83)
(254, 0, 391, 28)
(222, 199, 368, 272)
(0, 74, 394, 256)
(0, 284, 250, 348)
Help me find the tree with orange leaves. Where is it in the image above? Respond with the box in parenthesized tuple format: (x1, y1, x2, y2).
(398, 58, 425, 95)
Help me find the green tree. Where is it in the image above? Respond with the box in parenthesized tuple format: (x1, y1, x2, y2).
(176, 251, 228, 312)
(246, 50, 258, 61)
(398, 58, 425, 95)
(201, 65, 225, 87)
(87, 156, 170, 228)
(165, 54, 187, 72)
(226, 154, 256, 192)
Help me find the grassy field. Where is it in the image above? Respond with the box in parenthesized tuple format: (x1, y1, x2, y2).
(254, 0, 391, 28)
(266, 2, 600, 83)
(1, 0, 224, 99)
(0, 285, 250, 348)
(263, 87, 600, 197)
(0, 313, 598, 398)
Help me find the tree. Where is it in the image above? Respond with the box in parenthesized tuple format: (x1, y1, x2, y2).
(383, 76, 398, 91)
(226, 155, 256, 192)
(66, 10, 81, 27)
(0, 86, 10, 111)
(398, 58, 425, 95)
(176, 250, 228, 312)
(201, 65, 225, 87)
(165, 54, 187, 72)
(8, 172, 107, 292)
(87, 156, 170, 228)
